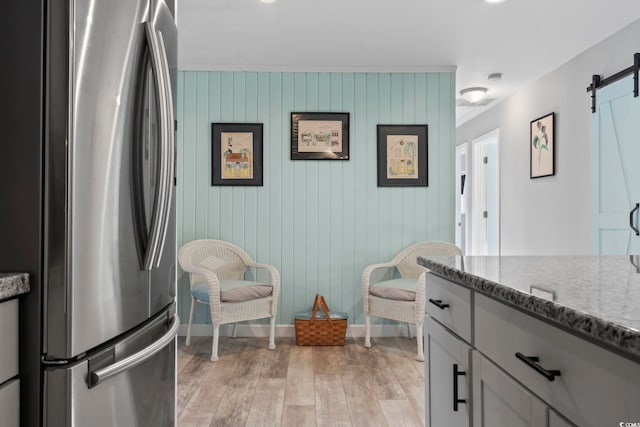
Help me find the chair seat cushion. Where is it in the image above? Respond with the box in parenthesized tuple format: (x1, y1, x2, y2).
(369, 278, 417, 301)
(191, 280, 273, 303)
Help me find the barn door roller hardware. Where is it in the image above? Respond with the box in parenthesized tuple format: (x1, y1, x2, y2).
(586, 52, 640, 113)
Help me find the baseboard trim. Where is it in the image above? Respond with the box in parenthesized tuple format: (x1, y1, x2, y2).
(178, 323, 418, 338)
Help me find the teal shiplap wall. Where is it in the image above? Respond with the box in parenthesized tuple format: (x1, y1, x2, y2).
(176, 71, 455, 326)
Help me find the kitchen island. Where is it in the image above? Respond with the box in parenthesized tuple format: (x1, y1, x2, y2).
(0, 273, 29, 427)
(418, 255, 640, 427)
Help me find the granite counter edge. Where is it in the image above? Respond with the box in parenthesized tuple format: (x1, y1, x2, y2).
(0, 273, 31, 301)
(418, 257, 640, 362)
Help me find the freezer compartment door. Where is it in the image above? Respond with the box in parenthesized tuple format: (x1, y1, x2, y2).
(44, 312, 177, 427)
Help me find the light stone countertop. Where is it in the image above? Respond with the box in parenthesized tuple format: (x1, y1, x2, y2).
(0, 273, 30, 300)
(418, 255, 640, 362)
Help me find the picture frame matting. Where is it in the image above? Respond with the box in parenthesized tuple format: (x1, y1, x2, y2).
(211, 123, 264, 186)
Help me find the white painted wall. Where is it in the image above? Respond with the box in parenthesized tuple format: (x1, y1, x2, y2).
(456, 19, 640, 256)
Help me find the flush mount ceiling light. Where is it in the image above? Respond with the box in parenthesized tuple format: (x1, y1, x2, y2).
(260, 0, 276, 3)
(485, 0, 506, 4)
(460, 87, 488, 103)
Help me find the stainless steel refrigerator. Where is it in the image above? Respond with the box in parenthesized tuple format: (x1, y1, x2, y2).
(0, 0, 178, 425)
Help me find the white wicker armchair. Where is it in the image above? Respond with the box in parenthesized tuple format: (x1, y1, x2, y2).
(178, 239, 280, 361)
(362, 241, 462, 361)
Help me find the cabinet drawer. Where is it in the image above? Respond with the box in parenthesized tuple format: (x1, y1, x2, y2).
(0, 379, 19, 427)
(0, 299, 19, 383)
(475, 294, 640, 427)
(425, 273, 472, 343)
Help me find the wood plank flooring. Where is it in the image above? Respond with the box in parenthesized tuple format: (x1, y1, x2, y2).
(178, 336, 425, 427)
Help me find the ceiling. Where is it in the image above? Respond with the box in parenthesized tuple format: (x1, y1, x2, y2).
(177, 0, 640, 126)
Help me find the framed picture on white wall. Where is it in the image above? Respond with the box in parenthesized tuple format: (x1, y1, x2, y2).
(530, 112, 555, 179)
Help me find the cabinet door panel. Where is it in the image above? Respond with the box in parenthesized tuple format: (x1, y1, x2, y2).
(0, 379, 19, 427)
(482, 386, 531, 427)
(0, 300, 18, 382)
(425, 316, 471, 427)
(549, 410, 576, 427)
(472, 351, 547, 427)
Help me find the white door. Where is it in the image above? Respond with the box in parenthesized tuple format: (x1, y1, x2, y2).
(591, 75, 640, 254)
(471, 130, 500, 255)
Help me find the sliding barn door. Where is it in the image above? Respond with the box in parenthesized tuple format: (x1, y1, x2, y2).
(591, 75, 640, 254)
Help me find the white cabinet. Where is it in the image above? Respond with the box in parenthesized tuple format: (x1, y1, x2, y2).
(0, 299, 19, 427)
(472, 352, 576, 427)
(548, 411, 574, 427)
(424, 272, 638, 427)
(425, 274, 472, 343)
(472, 351, 548, 427)
(424, 316, 471, 427)
(0, 379, 19, 427)
(0, 299, 19, 382)
(475, 293, 640, 427)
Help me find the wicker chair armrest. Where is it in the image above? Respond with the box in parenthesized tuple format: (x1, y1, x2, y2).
(414, 271, 428, 322)
(190, 264, 223, 307)
(247, 263, 280, 286)
(246, 262, 280, 315)
(362, 262, 396, 285)
(362, 261, 396, 314)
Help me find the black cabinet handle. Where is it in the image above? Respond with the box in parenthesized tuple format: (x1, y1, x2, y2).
(429, 299, 450, 310)
(630, 203, 640, 236)
(453, 363, 466, 411)
(515, 352, 561, 381)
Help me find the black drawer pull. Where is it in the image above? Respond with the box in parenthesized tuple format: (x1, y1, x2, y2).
(429, 299, 450, 310)
(453, 363, 466, 411)
(515, 352, 561, 381)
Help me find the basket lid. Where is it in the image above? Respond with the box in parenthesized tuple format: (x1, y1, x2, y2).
(294, 311, 348, 321)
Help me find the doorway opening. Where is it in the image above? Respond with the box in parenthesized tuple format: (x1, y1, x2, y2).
(455, 143, 469, 254)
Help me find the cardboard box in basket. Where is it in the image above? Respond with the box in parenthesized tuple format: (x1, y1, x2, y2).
(294, 294, 348, 346)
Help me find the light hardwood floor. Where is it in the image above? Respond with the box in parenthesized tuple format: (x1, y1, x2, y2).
(177, 336, 425, 427)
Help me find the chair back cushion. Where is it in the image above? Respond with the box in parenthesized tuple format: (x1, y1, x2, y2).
(369, 278, 417, 301)
(191, 280, 273, 303)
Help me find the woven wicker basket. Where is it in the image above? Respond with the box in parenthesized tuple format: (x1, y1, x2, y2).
(294, 294, 348, 346)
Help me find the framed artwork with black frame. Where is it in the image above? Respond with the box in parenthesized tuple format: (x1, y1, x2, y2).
(377, 124, 428, 187)
(530, 112, 555, 179)
(211, 123, 263, 186)
(291, 112, 349, 160)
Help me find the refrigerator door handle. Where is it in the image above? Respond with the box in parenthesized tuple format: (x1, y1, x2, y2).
(152, 30, 175, 268)
(89, 314, 179, 388)
(142, 21, 170, 271)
